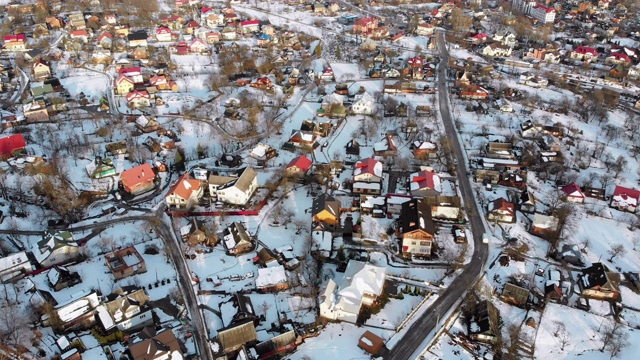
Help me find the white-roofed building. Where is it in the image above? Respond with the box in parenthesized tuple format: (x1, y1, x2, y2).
(351, 92, 375, 115)
(48, 291, 100, 331)
(31, 231, 80, 268)
(319, 260, 387, 322)
(255, 265, 289, 292)
(0, 251, 33, 283)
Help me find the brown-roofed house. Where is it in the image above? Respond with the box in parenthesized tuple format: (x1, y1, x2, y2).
(216, 320, 257, 355)
(105, 246, 146, 280)
(358, 330, 384, 355)
(121, 163, 156, 195)
(128, 328, 183, 360)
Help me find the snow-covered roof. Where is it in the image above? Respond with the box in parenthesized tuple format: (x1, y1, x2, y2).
(96, 305, 115, 330)
(0, 251, 30, 272)
(338, 261, 387, 306)
(354, 158, 383, 178)
(256, 265, 287, 288)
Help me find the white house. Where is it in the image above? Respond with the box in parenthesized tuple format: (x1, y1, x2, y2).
(353, 157, 383, 195)
(351, 92, 375, 115)
(493, 30, 517, 47)
(482, 42, 512, 57)
(32, 231, 80, 268)
(320, 261, 387, 323)
(97, 288, 154, 332)
(212, 167, 258, 206)
(409, 170, 442, 198)
(49, 291, 100, 331)
(531, 4, 556, 24)
(165, 174, 203, 208)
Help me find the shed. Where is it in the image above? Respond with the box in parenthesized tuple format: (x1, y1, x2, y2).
(358, 330, 384, 355)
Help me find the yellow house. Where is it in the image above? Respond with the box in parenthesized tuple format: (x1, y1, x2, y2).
(32, 61, 51, 80)
(115, 75, 134, 95)
(312, 193, 341, 231)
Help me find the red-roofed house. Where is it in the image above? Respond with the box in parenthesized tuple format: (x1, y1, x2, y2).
(240, 20, 260, 34)
(409, 170, 442, 198)
(189, 38, 207, 53)
(415, 22, 434, 36)
(353, 157, 383, 195)
(606, 52, 632, 65)
(156, 26, 172, 42)
(126, 90, 151, 108)
(570, 46, 599, 61)
(185, 20, 201, 34)
(610, 185, 640, 213)
(114, 75, 135, 95)
(471, 33, 487, 44)
(488, 197, 515, 223)
(354, 17, 378, 34)
(0, 134, 26, 159)
(206, 31, 220, 44)
(285, 155, 313, 177)
(165, 174, 203, 208)
(70, 29, 89, 43)
(4, 34, 26, 51)
(97, 31, 113, 48)
(561, 183, 585, 203)
(118, 67, 143, 83)
(460, 85, 489, 99)
(121, 163, 156, 195)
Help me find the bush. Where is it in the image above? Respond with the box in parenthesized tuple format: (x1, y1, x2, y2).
(91, 327, 124, 345)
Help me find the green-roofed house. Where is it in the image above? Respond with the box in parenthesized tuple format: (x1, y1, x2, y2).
(86, 157, 117, 179)
(31, 231, 80, 268)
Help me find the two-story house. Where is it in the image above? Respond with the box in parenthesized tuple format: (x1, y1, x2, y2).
(399, 199, 435, 258)
(165, 174, 203, 208)
(312, 193, 341, 231)
(120, 163, 156, 195)
(352, 157, 383, 195)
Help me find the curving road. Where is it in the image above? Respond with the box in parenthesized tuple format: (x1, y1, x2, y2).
(383, 31, 489, 360)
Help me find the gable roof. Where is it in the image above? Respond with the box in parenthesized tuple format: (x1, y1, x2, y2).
(561, 182, 584, 198)
(312, 193, 340, 218)
(401, 198, 435, 235)
(286, 155, 312, 172)
(121, 163, 155, 189)
(339, 260, 387, 303)
(167, 174, 201, 200)
(612, 185, 640, 206)
(232, 167, 257, 192)
(409, 170, 441, 192)
(490, 197, 515, 216)
(581, 262, 620, 293)
(0, 134, 26, 156)
(128, 329, 182, 360)
(354, 157, 382, 178)
(358, 330, 384, 355)
(217, 320, 257, 353)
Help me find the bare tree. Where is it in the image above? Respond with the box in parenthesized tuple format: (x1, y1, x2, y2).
(553, 321, 570, 351)
(607, 244, 625, 262)
(600, 322, 629, 358)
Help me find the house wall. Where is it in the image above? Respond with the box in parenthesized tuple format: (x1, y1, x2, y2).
(126, 180, 155, 195)
(42, 246, 80, 268)
(116, 310, 154, 332)
(218, 186, 250, 205)
(488, 212, 514, 223)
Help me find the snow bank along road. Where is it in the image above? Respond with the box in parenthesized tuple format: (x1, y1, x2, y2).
(383, 31, 489, 360)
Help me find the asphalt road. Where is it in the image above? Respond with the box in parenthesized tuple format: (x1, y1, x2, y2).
(383, 31, 489, 360)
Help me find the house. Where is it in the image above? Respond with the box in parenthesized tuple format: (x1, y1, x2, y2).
(289, 130, 318, 147)
(68, 13, 86, 29)
(32, 61, 51, 81)
(31, 231, 80, 268)
(561, 183, 585, 203)
(128, 328, 183, 360)
(285, 155, 313, 177)
(0, 251, 33, 283)
(493, 30, 517, 47)
(24, 48, 43, 62)
(319, 260, 387, 322)
(165, 174, 203, 208)
(353, 157, 383, 195)
(570, 46, 599, 61)
(23, 100, 49, 122)
(251, 77, 273, 90)
(351, 92, 375, 115)
(358, 331, 385, 356)
(98, 288, 154, 333)
(250, 143, 277, 166)
(610, 185, 640, 213)
(126, 90, 151, 108)
(46, 16, 65, 29)
(256, 265, 289, 292)
(48, 291, 100, 331)
(240, 19, 260, 34)
(255, 330, 297, 359)
(155, 26, 172, 42)
(412, 141, 437, 160)
(223, 222, 254, 255)
(399, 199, 435, 258)
(353, 17, 378, 34)
(529, 214, 559, 239)
(189, 38, 207, 53)
(409, 170, 441, 198)
(93, 49, 112, 64)
(213, 167, 258, 206)
(120, 163, 156, 195)
(606, 52, 632, 65)
(215, 320, 257, 355)
(415, 22, 434, 36)
(0, 134, 26, 159)
(105, 246, 146, 280)
(115, 75, 135, 95)
(46, 266, 81, 291)
(579, 263, 621, 301)
(531, 3, 556, 24)
(487, 197, 515, 223)
(312, 193, 341, 231)
(468, 301, 501, 344)
(69, 29, 89, 43)
(482, 42, 512, 57)
(127, 31, 148, 47)
(460, 85, 489, 99)
(501, 283, 529, 307)
(86, 157, 117, 179)
(373, 134, 397, 158)
(4, 34, 27, 51)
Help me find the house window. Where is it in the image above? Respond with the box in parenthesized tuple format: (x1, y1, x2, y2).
(420, 241, 430, 246)
(411, 241, 416, 245)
